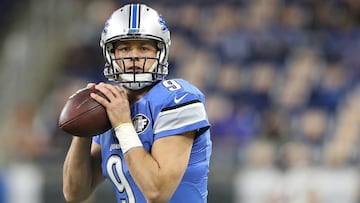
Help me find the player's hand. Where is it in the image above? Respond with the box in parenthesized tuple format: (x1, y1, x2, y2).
(90, 82, 132, 128)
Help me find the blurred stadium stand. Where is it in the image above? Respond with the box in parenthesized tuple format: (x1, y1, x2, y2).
(0, 0, 360, 202)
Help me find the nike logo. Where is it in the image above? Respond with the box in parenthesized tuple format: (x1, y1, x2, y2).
(174, 93, 189, 104)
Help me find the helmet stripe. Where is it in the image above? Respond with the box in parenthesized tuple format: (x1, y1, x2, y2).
(130, 4, 140, 29)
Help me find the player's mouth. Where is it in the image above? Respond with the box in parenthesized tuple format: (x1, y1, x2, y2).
(125, 66, 144, 73)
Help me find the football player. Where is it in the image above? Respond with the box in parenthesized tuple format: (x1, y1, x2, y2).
(63, 3, 212, 203)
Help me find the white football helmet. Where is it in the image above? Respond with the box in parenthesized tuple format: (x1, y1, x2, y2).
(100, 3, 171, 90)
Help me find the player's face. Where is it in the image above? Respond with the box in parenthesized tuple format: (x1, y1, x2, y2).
(114, 40, 158, 73)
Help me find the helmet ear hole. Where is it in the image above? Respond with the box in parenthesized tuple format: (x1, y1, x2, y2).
(157, 42, 164, 50)
(105, 44, 113, 65)
(157, 42, 167, 65)
(107, 43, 114, 53)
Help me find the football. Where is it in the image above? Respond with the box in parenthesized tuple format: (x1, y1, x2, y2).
(58, 87, 112, 137)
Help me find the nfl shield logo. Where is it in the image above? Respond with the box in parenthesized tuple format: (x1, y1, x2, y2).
(132, 114, 150, 134)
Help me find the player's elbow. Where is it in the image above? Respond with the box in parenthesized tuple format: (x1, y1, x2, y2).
(64, 195, 80, 203)
(63, 190, 80, 203)
(143, 174, 181, 202)
(63, 184, 89, 203)
(145, 192, 166, 203)
(63, 192, 87, 203)
(144, 189, 171, 203)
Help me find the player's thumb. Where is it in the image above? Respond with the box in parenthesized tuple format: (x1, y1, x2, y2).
(86, 83, 96, 89)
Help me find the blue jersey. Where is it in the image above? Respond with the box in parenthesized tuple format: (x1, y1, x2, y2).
(93, 79, 212, 203)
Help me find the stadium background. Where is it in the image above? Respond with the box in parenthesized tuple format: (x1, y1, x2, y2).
(0, 0, 359, 202)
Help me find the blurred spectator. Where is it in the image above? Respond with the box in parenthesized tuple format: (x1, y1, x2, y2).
(279, 142, 320, 203)
(5, 164, 44, 203)
(234, 140, 281, 203)
(0, 104, 47, 203)
(246, 62, 277, 112)
(176, 48, 219, 91)
(214, 63, 245, 100)
(259, 108, 291, 144)
(0, 171, 5, 203)
(308, 62, 350, 113)
(313, 140, 360, 203)
(0, 104, 50, 163)
(61, 45, 105, 83)
(295, 108, 330, 162)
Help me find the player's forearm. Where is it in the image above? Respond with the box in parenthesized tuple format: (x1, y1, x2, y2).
(124, 148, 179, 203)
(114, 123, 174, 201)
(63, 137, 94, 202)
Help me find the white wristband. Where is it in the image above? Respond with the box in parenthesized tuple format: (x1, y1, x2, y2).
(114, 123, 143, 153)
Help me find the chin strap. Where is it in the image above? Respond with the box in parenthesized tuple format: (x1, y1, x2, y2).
(123, 81, 153, 90)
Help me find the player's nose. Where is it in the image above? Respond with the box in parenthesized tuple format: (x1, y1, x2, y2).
(129, 57, 140, 61)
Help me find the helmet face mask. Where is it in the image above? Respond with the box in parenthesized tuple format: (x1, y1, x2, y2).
(100, 4, 171, 90)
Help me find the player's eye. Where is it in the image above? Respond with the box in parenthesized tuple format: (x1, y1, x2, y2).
(140, 46, 149, 51)
(117, 46, 130, 52)
(141, 45, 157, 52)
